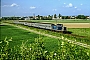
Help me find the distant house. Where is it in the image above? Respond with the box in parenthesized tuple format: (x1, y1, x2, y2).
(24, 16, 34, 20)
(56, 17, 62, 20)
(70, 16, 76, 19)
(30, 16, 34, 20)
(86, 16, 90, 19)
(52, 16, 62, 20)
(25, 18, 30, 20)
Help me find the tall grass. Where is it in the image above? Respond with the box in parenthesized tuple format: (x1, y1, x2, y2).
(0, 37, 90, 60)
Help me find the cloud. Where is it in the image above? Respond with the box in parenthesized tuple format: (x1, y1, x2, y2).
(74, 7, 77, 9)
(2, 5, 10, 7)
(63, 3, 80, 10)
(30, 6, 36, 9)
(52, 9, 57, 11)
(66, 3, 73, 8)
(10, 3, 19, 7)
(80, 4, 83, 5)
(64, 3, 66, 4)
(2, 3, 19, 7)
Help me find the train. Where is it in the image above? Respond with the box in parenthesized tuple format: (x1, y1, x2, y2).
(13, 21, 72, 34)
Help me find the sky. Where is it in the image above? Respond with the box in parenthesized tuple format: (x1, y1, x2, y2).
(1, 0, 90, 17)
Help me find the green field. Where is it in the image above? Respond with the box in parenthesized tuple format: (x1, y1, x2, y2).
(68, 28, 90, 37)
(0, 25, 60, 51)
(21, 19, 90, 23)
(11, 23, 90, 45)
(0, 23, 90, 59)
(1, 24, 89, 50)
(0, 25, 38, 48)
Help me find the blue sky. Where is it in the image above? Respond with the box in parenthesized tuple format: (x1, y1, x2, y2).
(1, 0, 90, 17)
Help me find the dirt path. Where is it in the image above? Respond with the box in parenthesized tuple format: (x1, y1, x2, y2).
(3, 23, 90, 49)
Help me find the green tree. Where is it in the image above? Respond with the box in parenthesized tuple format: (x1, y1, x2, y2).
(77, 15, 86, 19)
(41, 16, 44, 20)
(48, 15, 52, 20)
(37, 15, 40, 20)
(62, 16, 67, 19)
(54, 14, 57, 18)
(58, 14, 62, 18)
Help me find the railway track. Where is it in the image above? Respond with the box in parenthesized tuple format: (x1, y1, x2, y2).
(3, 23, 90, 49)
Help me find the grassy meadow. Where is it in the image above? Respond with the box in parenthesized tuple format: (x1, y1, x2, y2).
(0, 25, 60, 51)
(68, 28, 90, 37)
(0, 20, 90, 59)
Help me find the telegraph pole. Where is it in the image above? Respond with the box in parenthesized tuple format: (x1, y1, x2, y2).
(56, 18, 57, 25)
(33, 13, 35, 19)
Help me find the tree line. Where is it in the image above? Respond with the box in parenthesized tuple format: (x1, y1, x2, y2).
(0, 14, 90, 20)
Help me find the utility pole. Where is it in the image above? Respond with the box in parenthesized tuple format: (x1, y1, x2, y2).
(54, 14, 57, 25)
(56, 18, 57, 25)
(33, 13, 35, 19)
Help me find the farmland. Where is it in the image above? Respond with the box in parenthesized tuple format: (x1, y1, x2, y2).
(0, 20, 90, 60)
(24, 19, 90, 23)
(68, 28, 90, 37)
(6, 22, 89, 45)
(19, 20, 90, 28)
(23, 19, 90, 23)
(0, 25, 59, 51)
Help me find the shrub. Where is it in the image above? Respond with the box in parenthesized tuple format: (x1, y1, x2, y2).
(0, 37, 90, 60)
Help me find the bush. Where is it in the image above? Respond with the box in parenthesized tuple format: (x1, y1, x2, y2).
(0, 37, 90, 60)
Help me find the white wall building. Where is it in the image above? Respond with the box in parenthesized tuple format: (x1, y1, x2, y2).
(25, 17, 30, 20)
